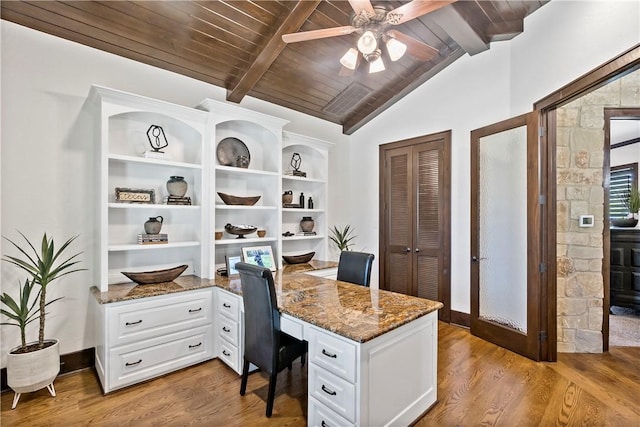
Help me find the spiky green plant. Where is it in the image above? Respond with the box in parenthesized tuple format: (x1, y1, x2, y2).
(3, 232, 84, 349)
(1, 278, 61, 352)
(329, 224, 357, 252)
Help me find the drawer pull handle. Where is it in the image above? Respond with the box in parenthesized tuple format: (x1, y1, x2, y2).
(321, 384, 337, 396)
(189, 342, 202, 349)
(321, 349, 337, 358)
(223, 303, 231, 308)
(188, 308, 202, 313)
(125, 359, 142, 367)
(321, 421, 330, 427)
(222, 350, 231, 357)
(125, 320, 142, 326)
(222, 326, 231, 332)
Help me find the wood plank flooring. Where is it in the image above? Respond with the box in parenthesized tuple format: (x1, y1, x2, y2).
(2, 322, 639, 426)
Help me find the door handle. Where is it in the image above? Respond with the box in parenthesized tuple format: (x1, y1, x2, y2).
(406, 247, 411, 253)
(415, 248, 420, 253)
(472, 256, 487, 262)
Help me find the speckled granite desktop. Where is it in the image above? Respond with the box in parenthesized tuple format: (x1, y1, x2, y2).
(91, 259, 442, 343)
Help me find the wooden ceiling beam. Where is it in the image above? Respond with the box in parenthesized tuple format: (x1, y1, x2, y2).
(487, 19, 524, 42)
(226, 0, 321, 103)
(431, 5, 489, 56)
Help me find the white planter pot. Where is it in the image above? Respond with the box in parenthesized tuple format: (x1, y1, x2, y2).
(7, 339, 60, 409)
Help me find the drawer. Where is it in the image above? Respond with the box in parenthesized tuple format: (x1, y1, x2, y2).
(219, 340, 241, 374)
(281, 314, 304, 340)
(308, 327, 357, 382)
(216, 289, 241, 322)
(309, 364, 356, 423)
(308, 397, 355, 427)
(107, 290, 212, 347)
(108, 325, 213, 391)
(217, 315, 240, 346)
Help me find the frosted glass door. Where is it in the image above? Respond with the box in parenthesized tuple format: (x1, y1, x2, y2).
(478, 125, 528, 332)
(470, 112, 541, 361)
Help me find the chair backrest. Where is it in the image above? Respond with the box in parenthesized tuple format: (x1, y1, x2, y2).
(336, 251, 375, 287)
(236, 262, 280, 375)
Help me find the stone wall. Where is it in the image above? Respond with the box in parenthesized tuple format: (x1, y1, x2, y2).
(556, 70, 640, 353)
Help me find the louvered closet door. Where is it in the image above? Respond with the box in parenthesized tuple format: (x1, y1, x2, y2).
(380, 132, 450, 321)
(384, 145, 413, 295)
(414, 141, 444, 301)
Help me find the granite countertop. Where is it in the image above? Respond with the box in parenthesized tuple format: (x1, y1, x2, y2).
(91, 259, 443, 343)
(215, 268, 443, 343)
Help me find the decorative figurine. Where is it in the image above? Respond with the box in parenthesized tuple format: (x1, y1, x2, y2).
(289, 152, 307, 177)
(147, 125, 168, 152)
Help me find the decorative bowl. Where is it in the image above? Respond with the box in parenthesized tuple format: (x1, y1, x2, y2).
(217, 192, 261, 206)
(121, 264, 188, 285)
(612, 218, 638, 227)
(225, 223, 257, 239)
(282, 251, 315, 264)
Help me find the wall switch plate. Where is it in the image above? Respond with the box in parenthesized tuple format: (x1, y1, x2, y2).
(579, 215, 594, 227)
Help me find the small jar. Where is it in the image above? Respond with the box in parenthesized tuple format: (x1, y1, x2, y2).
(300, 216, 314, 233)
(166, 176, 187, 197)
(283, 190, 293, 205)
(144, 216, 163, 234)
(236, 155, 249, 168)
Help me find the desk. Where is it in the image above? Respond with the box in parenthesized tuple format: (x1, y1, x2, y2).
(91, 261, 442, 426)
(215, 264, 443, 426)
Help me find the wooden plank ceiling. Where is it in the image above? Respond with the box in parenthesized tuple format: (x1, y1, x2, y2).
(1, 1, 548, 134)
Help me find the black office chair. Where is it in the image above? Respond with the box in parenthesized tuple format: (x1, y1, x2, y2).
(235, 262, 307, 417)
(336, 251, 375, 287)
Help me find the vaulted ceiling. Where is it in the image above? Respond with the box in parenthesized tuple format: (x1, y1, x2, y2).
(1, 1, 548, 134)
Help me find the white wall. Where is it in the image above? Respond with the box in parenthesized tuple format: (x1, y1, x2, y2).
(0, 21, 347, 367)
(348, 1, 640, 312)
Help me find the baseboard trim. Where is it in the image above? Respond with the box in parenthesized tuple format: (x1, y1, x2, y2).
(1, 347, 94, 393)
(450, 310, 470, 328)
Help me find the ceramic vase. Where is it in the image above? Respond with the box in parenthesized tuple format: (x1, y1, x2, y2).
(166, 176, 187, 197)
(144, 216, 163, 234)
(300, 216, 314, 232)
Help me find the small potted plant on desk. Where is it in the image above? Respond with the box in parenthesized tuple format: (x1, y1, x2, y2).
(1, 232, 84, 409)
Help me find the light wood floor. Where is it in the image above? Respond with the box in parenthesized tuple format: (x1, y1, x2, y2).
(2, 322, 639, 426)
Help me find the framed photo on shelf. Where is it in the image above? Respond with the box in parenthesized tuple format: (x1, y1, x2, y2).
(225, 255, 242, 277)
(241, 245, 276, 271)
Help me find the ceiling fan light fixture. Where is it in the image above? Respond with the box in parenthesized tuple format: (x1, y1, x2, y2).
(386, 38, 407, 62)
(369, 55, 385, 73)
(357, 30, 378, 55)
(340, 48, 359, 70)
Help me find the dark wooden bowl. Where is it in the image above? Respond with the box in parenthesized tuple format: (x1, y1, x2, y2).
(282, 252, 315, 264)
(121, 264, 188, 285)
(217, 192, 261, 206)
(611, 218, 638, 227)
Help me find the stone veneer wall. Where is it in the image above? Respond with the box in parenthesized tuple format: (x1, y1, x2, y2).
(556, 69, 640, 353)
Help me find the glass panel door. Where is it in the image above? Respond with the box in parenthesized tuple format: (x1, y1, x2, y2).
(471, 111, 541, 361)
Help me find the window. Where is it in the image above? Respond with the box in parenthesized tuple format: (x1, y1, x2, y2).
(610, 162, 638, 218)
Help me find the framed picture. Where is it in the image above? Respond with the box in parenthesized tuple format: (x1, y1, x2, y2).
(241, 245, 276, 271)
(115, 187, 155, 204)
(225, 255, 242, 277)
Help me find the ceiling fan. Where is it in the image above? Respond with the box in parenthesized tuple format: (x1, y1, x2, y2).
(282, 0, 456, 74)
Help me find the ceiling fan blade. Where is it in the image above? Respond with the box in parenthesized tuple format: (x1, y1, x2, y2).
(387, 30, 439, 61)
(348, 0, 375, 16)
(282, 26, 356, 43)
(387, 0, 457, 25)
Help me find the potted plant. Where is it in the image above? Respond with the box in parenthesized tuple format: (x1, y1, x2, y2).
(1, 232, 83, 409)
(329, 224, 357, 252)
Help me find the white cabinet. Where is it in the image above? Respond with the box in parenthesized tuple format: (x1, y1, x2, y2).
(282, 132, 334, 263)
(88, 85, 212, 291)
(214, 288, 244, 374)
(197, 99, 288, 270)
(93, 289, 214, 393)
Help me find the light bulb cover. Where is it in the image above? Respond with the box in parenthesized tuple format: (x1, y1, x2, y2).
(386, 38, 407, 62)
(357, 30, 378, 55)
(369, 55, 385, 73)
(340, 48, 359, 70)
